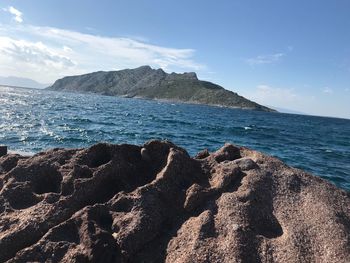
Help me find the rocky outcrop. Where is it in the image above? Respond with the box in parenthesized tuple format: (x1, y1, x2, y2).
(0, 146, 6, 157)
(0, 141, 349, 262)
(47, 66, 275, 112)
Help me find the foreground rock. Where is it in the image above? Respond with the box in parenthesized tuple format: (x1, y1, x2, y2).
(0, 141, 349, 263)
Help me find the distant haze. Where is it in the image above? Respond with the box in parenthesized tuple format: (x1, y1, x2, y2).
(267, 106, 306, 115)
(0, 76, 49, 89)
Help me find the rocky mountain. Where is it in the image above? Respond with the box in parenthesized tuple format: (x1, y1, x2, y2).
(47, 66, 275, 111)
(0, 141, 349, 262)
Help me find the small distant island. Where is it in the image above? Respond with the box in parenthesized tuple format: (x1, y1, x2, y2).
(47, 66, 275, 112)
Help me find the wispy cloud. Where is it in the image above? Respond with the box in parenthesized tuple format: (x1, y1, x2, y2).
(3, 6, 23, 23)
(245, 53, 284, 66)
(243, 84, 350, 117)
(322, 87, 333, 94)
(0, 36, 76, 67)
(252, 84, 297, 102)
(243, 84, 302, 110)
(0, 8, 205, 83)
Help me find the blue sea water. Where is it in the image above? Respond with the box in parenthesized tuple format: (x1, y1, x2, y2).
(1, 86, 349, 191)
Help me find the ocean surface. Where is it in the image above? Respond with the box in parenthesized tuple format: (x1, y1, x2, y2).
(1, 86, 349, 191)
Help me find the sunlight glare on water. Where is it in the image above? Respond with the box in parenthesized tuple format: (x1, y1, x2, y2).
(0, 86, 350, 190)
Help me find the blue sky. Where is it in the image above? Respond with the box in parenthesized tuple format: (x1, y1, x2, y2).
(0, 0, 349, 118)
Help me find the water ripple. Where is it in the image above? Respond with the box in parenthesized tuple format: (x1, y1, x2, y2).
(0, 86, 350, 190)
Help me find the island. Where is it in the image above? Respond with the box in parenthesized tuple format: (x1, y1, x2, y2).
(47, 66, 275, 112)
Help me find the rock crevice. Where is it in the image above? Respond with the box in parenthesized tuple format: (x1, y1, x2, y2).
(0, 141, 349, 262)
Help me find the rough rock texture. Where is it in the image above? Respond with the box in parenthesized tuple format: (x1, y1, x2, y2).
(47, 66, 275, 112)
(0, 141, 349, 263)
(0, 146, 7, 157)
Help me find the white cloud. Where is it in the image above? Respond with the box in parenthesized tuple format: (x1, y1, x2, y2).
(0, 23, 205, 83)
(0, 36, 77, 83)
(322, 87, 333, 94)
(242, 84, 350, 118)
(244, 84, 303, 110)
(0, 37, 75, 67)
(63, 46, 73, 52)
(252, 84, 297, 103)
(245, 53, 284, 66)
(3, 6, 23, 23)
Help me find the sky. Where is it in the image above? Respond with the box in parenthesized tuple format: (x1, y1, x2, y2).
(0, 0, 349, 119)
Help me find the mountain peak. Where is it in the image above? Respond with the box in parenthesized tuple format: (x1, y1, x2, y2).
(135, 65, 152, 71)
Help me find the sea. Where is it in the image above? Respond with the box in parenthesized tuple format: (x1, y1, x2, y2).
(1, 85, 349, 191)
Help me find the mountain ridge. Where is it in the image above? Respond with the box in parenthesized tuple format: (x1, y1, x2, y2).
(47, 66, 275, 112)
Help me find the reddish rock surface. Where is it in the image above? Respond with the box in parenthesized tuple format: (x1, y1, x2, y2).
(0, 141, 349, 262)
